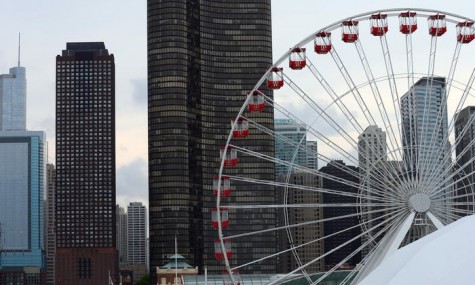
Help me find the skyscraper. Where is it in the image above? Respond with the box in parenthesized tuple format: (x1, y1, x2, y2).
(116, 205, 128, 264)
(0, 53, 46, 284)
(275, 119, 309, 177)
(401, 77, 449, 240)
(0, 65, 26, 131)
(127, 202, 146, 265)
(55, 42, 117, 284)
(401, 77, 448, 184)
(277, 172, 323, 273)
(45, 163, 56, 285)
(307, 140, 318, 171)
(0, 131, 46, 283)
(319, 160, 361, 269)
(358, 125, 387, 257)
(454, 106, 475, 214)
(147, 0, 275, 278)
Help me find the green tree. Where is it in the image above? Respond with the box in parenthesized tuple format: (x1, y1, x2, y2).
(135, 273, 150, 285)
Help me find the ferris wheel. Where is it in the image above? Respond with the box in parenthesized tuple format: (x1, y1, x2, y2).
(215, 8, 475, 284)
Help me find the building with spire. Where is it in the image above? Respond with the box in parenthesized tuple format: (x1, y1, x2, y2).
(0, 38, 46, 284)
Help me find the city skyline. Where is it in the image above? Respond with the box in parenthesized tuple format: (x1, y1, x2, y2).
(3, 0, 474, 210)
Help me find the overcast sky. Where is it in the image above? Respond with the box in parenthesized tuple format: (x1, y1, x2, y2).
(1, 1, 475, 210)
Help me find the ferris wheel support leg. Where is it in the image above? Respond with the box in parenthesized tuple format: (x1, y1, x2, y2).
(351, 211, 415, 285)
(427, 211, 445, 230)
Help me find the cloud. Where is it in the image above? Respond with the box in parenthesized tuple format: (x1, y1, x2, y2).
(131, 78, 147, 106)
(116, 157, 148, 209)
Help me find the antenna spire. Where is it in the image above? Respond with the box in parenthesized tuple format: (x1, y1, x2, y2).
(18, 33, 21, 67)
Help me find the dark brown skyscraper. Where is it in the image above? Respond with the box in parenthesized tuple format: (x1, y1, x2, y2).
(147, 0, 275, 280)
(55, 42, 117, 285)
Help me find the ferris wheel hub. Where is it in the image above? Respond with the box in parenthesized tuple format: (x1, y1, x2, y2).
(408, 193, 431, 213)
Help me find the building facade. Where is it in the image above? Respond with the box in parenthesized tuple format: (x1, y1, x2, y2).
(148, 0, 275, 278)
(0, 66, 26, 131)
(127, 202, 146, 265)
(0, 131, 46, 285)
(45, 164, 56, 285)
(401, 77, 449, 239)
(401, 77, 449, 187)
(275, 119, 309, 177)
(55, 42, 117, 284)
(319, 160, 361, 269)
(277, 172, 323, 273)
(307, 140, 318, 171)
(116, 205, 128, 264)
(454, 106, 475, 214)
(357, 125, 387, 257)
(0, 58, 46, 284)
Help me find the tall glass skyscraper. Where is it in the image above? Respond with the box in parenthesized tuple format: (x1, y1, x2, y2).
(401, 77, 449, 241)
(0, 61, 46, 284)
(0, 66, 26, 131)
(275, 119, 311, 177)
(148, 0, 275, 278)
(0, 131, 45, 264)
(55, 42, 117, 285)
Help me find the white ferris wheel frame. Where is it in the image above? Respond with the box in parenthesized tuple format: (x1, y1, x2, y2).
(215, 7, 475, 285)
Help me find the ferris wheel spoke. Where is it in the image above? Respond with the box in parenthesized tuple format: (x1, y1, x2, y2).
(377, 33, 413, 174)
(310, 210, 407, 285)
(223, 203, 397, 209)
(353, 39, 402, 163)
(281, 71, 364, 157)
(223, 206, 403, 241)
(328, 47, 378, 128)
(416, 34, 442, 181)
(303, 59, 406, 178)
(247, 109, 406, 198)
(269, 209, 408, 285)
(229, 207, 404, 273)
(425, 133, 475, 198)
(229, 175, 395, 203)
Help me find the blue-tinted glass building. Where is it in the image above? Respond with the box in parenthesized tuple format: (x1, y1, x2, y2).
(0, 66, 26, 131)
(0, 131, 45, 268)
(0, 62, 45, 284)
(275, 119, 310, 177)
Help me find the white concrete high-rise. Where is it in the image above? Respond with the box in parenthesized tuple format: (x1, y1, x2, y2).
(127, 202, 146, 265)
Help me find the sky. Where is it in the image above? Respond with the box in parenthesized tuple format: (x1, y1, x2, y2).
(2, 0, 475, 210)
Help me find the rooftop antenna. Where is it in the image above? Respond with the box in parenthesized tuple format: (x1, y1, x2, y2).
(18, 33, 21, 67)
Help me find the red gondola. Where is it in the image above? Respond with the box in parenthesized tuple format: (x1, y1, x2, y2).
(247, 90, 265, 113)
(214, 239, 232, 260)
(314, 32, 332, 54)
(212, 208, 229, 229)
(289, 48, 306, 70)
(428, 14, 447, 36)
(232, 117, 249, 139)
(370, 13, 388, 36)
(213, 176, 231, 198)
(267, 67, 284, 89)
(342, 20, 359, 43)
(220, 146, 237, 167)
(399, 12, 417, 34)
(457, 21, 475, 43)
